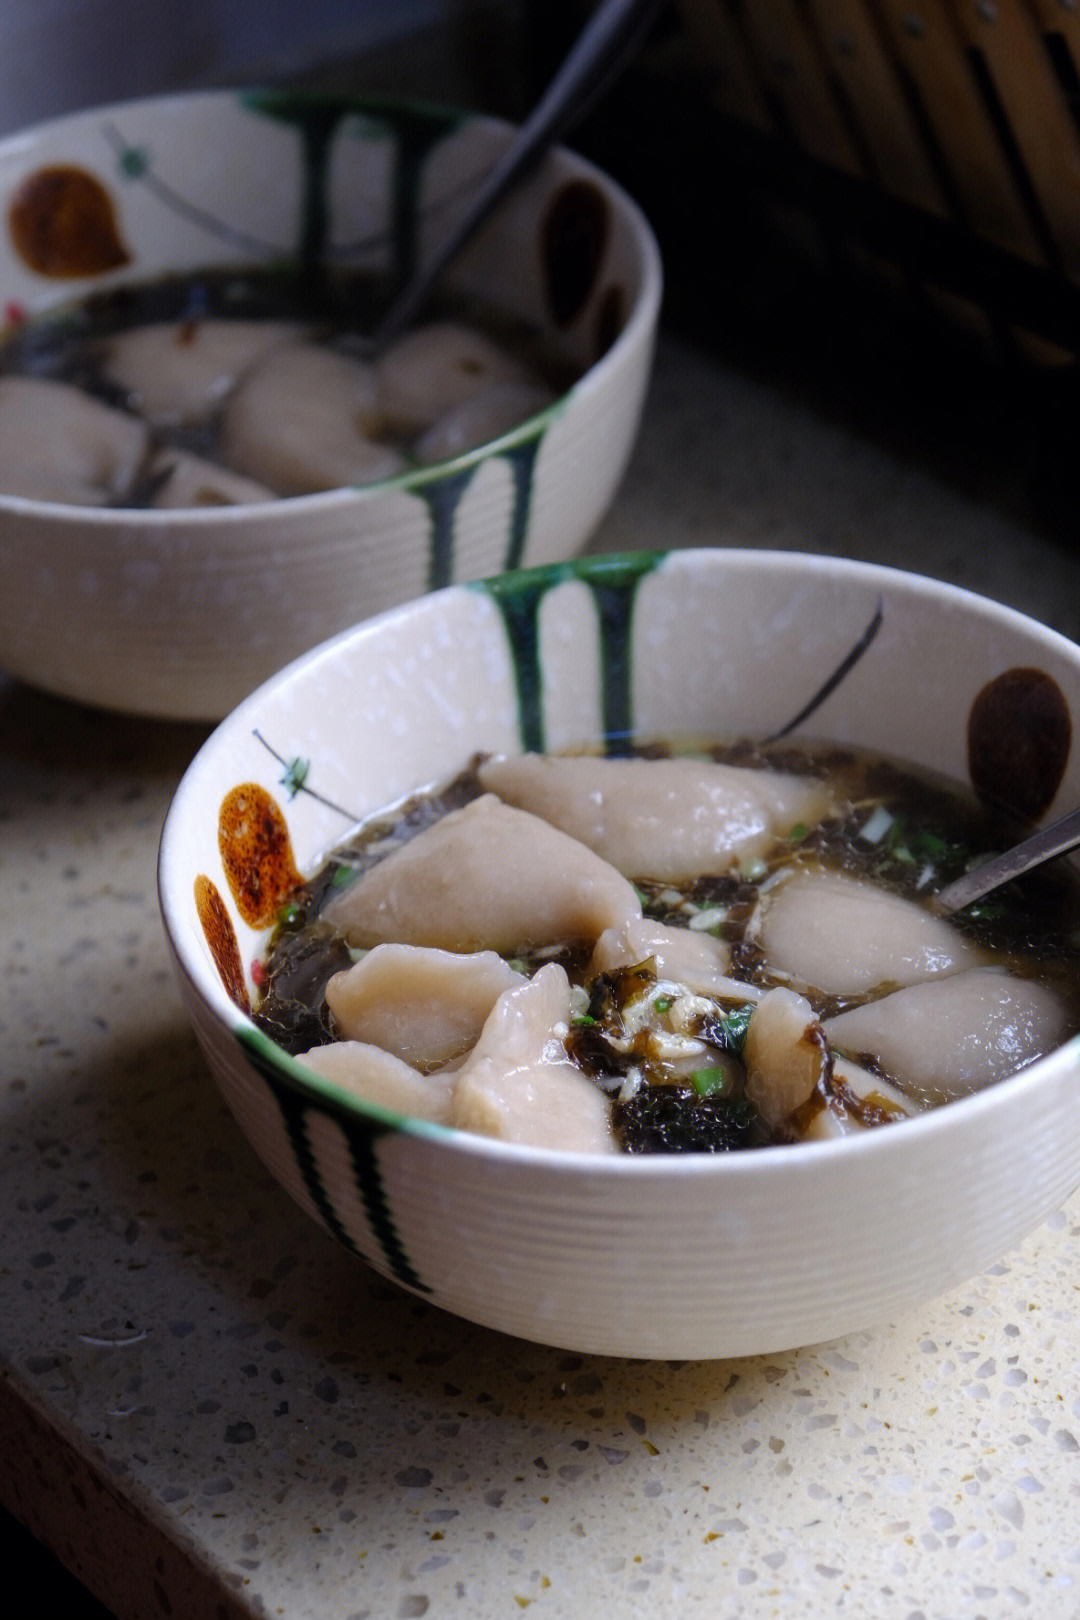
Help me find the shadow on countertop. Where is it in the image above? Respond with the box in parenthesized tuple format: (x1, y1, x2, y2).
(2, 1507, 114, 1619)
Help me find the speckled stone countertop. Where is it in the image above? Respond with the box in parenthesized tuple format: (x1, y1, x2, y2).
(5, 328, 1080, 1620)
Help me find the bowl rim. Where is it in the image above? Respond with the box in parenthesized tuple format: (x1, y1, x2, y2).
(157, 544, 1080, 1175)
(0, 86, 664, 526)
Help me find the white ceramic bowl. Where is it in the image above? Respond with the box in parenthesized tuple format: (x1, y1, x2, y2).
(158, 548, 1080, 1358)
(0, 89, 661, 719)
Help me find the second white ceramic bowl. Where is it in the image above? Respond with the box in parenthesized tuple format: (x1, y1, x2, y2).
(0, 89, 661, 718)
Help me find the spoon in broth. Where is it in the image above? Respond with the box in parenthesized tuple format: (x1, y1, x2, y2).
(933, 804, 1080, 914)
(366, 0, 666, 354)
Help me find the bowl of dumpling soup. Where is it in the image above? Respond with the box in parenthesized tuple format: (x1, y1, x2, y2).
(0, 89, 661, 719)
(159, 548, 1080, 1359)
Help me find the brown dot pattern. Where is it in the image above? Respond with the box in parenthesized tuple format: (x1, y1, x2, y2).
(8, 165, 130, 278)
(541, 179, 609, 328)
(217, 783, 302, 930)
(967, 667, 1072, 822)
(193, 873, 251, 1014)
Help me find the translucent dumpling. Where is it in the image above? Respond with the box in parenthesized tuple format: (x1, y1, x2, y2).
(824, 966, 1068, 1105)
(449, 963, 617, 1153)
(147, 448, 274, 508)
(755, 866, 985, 996)
(478, 753, 834, 883)
(325, 793, 641, 954)
(743, 986, 828, 1131)
(0, 376, 148, 505)
(296, 1040, 455, 1125)
(588, 915, 736, 993)
(325, 945, 525, 1070)
(376, 320, 534, 435)
(101, 318, 303, 425)
(801, 1053, 921, 1140)
(222, 342, 405, 494)
(415, 381, 556, 464)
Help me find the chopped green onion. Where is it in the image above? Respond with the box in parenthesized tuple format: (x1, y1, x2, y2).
(691, 1067, 734, 1098)
(653, 996, 673, 1013)
(786, 823, 808, 842)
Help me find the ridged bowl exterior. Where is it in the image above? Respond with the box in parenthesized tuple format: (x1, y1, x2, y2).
(159, 549, 1080, 1357)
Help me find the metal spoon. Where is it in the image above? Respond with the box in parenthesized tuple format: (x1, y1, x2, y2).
(933, 805, 1080, 913)
(366, 0, 665, 354)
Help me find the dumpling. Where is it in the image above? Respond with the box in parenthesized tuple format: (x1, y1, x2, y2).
(222, 342, 405, 494)
(755, 866, 985, 996)
(0, 376, 148, 505)
(414, 381, 556, 464)
(100, 318, 303, 425)
(449, 962, 617, 1153)
(325, 944, 525, 1069)
(801, 1053, 921, 1140)
(296, 1039, 455, 1125)
(477, 753, 833, 883)
(588, 915, 736, 992)
(376, 320, 534, 434)
(742, 986, 828, 1130)
(147, 448, 274, 508)
(824, 966, 1069, 1104)
(324, 793, 641, 953)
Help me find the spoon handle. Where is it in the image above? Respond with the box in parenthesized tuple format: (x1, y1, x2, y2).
(368, 0, 666, 352)
(934, 804, 1080, 913)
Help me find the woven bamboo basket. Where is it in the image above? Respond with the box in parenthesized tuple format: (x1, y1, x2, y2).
(678, 0, 1080, 354)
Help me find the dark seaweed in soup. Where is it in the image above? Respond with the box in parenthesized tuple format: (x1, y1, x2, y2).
(253, 741, 1080, 1156)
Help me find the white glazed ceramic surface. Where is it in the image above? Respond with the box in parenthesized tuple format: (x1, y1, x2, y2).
(0, 90, 661, 719)
(158, 548, 1080, 1358)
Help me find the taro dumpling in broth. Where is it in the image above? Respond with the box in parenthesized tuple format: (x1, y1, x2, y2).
(221, 342, 405, 494)
(449, 962, 617, 1153)
(823, 966, 1069, 1105)
(296, 1039, 455, 1125)
(755, 867, 986, 996)
(801, 1053, 921, 1140)
(324, 793, 641, 953)
(742, 986, 828, 1130)
(147, 448, 274, 508)
(414, 381, 557, 464)
(325, 945, 526, 1069)
(588, 915, 736, 992)
(100, 319, 304, 425)
(0, 376, 148, 505)
(477, 753, 834, 883)
(375, 320, 535, 434)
